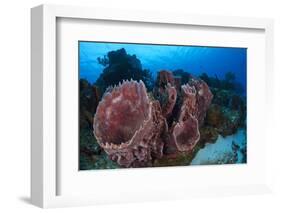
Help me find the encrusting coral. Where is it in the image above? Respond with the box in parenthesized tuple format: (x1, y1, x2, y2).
(93, 70, 213, 167)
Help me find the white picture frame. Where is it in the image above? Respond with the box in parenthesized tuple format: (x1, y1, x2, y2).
(31, 4, 274, 208)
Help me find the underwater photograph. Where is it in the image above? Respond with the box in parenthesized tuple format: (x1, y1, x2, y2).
(79, 41, 247, 170)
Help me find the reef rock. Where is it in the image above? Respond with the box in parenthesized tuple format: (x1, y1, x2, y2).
(93, 80, 166, 167)
(206, 104, 241, 137)
(199, 126, 219, 144)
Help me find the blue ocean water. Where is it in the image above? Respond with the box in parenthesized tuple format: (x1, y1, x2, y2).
(79, 41, 247, 92)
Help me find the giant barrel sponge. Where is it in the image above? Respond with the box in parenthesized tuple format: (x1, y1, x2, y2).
(93, 71, 213, 167)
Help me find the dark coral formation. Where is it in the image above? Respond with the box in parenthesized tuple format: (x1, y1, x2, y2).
(206, 104, 242, 137)
(173, 69, 191, 85)
(95, 48, 153, 94)
(93, 71, 213, 167)
(199, 71, 244, 93)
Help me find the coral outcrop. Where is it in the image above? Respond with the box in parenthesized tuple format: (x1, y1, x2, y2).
(79, 79, 101, 129)
(95, 48, 153, 94)
(93, 70, 213, 167)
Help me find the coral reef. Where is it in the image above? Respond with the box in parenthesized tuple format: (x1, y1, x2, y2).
(93, 70, 213, 167)
(205, 103, 244, 137)
(199, 126, 219, 144)
(79, 128, 120, 170)
(79, 47, 247, 169)
(79, 79, 101, 129)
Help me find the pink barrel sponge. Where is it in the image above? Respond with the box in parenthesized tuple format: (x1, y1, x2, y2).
(93, 80, 166, 167)
(93, 71, 213, 167)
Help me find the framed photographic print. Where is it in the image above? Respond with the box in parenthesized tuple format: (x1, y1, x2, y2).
(31, 4, 274, 208)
